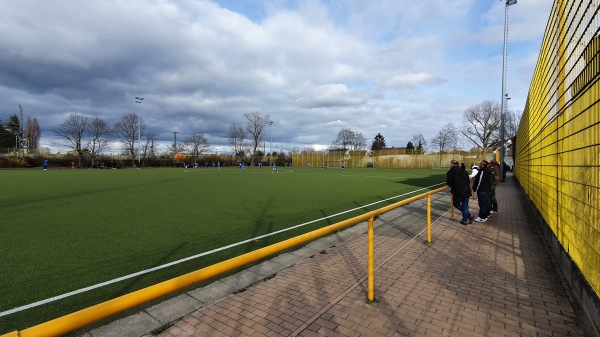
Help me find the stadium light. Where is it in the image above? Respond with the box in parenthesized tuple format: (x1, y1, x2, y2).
(500, 0, 516, 182)
(135, 97, 144, 168)
(269, 121, 274, 167)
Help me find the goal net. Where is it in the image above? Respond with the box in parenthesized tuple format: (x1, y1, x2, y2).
(430, 162, 448, 170)
(325, 160, 343, 169)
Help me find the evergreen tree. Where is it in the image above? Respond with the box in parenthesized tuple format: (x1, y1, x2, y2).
(0, 114, 20, 148)
(371, 133, 387, 150)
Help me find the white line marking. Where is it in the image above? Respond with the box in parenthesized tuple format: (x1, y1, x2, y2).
(0, 182, 445, 317)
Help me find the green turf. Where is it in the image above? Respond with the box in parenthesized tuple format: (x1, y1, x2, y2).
(0, 167, 445, 333)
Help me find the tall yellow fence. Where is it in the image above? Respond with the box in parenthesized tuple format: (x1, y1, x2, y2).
(515, 0, 599, 301)
(1, 187, 449, 337)
(291, 150, 488, 169)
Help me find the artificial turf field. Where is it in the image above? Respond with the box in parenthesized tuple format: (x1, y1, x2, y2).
(0, 166, 446, 334)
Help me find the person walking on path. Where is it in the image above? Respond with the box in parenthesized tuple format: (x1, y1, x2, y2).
(489, 160, 500, 214)
(446, 160, 474, 225)
(473, 160, 493, 222)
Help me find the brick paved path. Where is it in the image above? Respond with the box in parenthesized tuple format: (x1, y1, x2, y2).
(126, 174, 589, 336)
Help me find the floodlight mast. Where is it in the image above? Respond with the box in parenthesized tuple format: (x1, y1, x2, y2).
(269, 121, 274, 167)
(500, 0, 516, 182)
(135, 97, 144, 168)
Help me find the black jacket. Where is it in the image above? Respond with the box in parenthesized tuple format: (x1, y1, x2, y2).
(473, 167, 492, 192)
(446, 166, 471, 198)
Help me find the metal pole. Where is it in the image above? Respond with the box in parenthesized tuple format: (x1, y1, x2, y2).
(269, 121, 273, 167)
(135, 97, 144, 168)
(18, 105, 24, 157)
(173, 131, 178, 153)
(500, 0, 516, 182)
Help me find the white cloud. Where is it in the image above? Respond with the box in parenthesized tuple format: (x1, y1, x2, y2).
(0, 0, 553, 154)
(378, 72, 445, 89)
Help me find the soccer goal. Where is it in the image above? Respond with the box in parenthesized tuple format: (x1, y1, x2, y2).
(326, 160, 343, 169)
(430, 161, 449, 170)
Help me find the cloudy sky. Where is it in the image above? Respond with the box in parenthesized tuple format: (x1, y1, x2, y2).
(0, 0, 553, 154)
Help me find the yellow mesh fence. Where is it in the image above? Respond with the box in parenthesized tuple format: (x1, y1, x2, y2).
(289, 149, 489, 170)
(515, 0, 600, 297)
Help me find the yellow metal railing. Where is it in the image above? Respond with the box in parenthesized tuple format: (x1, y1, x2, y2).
(1, 186, 449, 337)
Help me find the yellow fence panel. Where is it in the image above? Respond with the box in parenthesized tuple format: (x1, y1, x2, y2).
(515, 0, 600, 299)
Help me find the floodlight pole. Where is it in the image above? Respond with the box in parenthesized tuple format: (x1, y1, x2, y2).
(500, 0, 516, 182)
(269, 121, 274, 167)
(135, 97, 144, 168)
(173, 131, 179, 153)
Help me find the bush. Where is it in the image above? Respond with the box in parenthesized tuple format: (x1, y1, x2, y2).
(0, 156, 30, 168)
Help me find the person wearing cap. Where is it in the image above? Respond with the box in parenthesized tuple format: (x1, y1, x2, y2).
(473, 160, 493, 222)
(469, 163, 479, 179)
(446, 160, 473, 225)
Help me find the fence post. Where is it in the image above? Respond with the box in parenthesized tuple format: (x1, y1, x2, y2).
(368, 213, 375, 302)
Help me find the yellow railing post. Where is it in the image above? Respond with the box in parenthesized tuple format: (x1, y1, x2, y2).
(368, 213, 375, 302)
(450, 194, 454, 220)
(427, 193, 432, 243)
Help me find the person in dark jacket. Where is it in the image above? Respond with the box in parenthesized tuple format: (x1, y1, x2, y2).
(473, 160, 493, 222)
(446, 160, 473, 225)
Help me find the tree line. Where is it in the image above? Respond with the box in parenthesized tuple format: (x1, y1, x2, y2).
(53, 112, 210, 168)
(338, 100, 519, 159)
(1, 99, 519, 168)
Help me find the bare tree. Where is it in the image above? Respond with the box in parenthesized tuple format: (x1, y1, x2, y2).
(55, 113, 88, 167)
(25, 116, 41, 150)
(504, 109, 520, 139)
(114, 113, 145, 167)
(411, 133, 427, 154)
(144, 132, 158, 164)
(244, 112, 271, 166)
(431, 123, 457, 165)
(350, 131, 366, 152)
(431, 123, 457, 154)
(228, 122, 247, 161)
(332, 128, 365, 151)
(87, 117, 112, 167)
(332, 128, 354, 150)
(184, 134, 210, 162)
(462, 100, 501, 157)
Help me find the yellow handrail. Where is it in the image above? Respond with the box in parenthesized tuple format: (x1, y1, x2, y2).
(2, 185, 449, 337)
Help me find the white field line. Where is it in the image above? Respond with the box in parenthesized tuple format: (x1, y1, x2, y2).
(0, 182, 445, 317)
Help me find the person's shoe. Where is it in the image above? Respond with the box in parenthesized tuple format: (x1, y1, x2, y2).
(460, 221, 468, 225)
(474, 217, 487, 222)
(490, 210, 497, 214)
(469, 215, 474, 224)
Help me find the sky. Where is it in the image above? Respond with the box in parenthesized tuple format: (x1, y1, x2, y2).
(0, 0, 553, 154)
